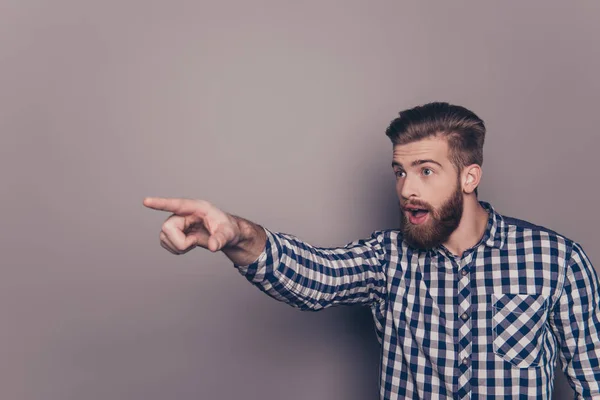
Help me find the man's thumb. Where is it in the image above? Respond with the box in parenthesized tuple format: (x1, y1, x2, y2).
(208, 233, 226, 252)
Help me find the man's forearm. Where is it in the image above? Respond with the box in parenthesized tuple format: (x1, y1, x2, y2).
(221, 215, 267, 266)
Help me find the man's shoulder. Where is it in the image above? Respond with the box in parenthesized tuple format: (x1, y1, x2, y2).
(501, 214, 560, 235)
(499, 212, 575, 247)
(365, 228, 405, 251)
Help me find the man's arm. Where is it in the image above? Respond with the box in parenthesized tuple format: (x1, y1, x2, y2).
(549, 242, 600, 398)
(143, 197, 387, 312)
(226, 216, 388, 311)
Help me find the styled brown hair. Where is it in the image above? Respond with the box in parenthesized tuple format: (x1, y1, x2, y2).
(385, 102, 486, 195)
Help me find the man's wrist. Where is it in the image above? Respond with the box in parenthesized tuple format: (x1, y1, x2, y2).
(231, 215, 256, 244)
(222, 214, 267, 266)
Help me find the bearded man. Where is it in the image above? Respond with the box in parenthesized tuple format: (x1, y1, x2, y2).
(144, 102, 600, 399)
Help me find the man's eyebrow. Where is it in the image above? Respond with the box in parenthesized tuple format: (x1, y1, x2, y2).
(391, 159, 443, 169)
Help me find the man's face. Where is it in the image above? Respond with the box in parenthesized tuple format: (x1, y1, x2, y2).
(392, 136, 464, 249)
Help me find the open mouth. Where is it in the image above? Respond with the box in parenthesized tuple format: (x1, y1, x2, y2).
(407, 209, 428, 217)
(404, 207, 430, 224)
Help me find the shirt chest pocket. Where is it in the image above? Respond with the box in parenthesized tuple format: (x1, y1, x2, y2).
(492, 293, 549, 368)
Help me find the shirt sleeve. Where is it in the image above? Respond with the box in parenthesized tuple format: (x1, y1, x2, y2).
(233, 227, 388, 311)
(550, 242, 600, 398)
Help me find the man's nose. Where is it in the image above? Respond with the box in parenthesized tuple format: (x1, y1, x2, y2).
(400, 175, 419, 200)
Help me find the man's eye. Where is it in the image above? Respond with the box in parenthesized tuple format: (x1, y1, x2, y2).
(395, 170, 406, 178)
(423, 168, 433, 176)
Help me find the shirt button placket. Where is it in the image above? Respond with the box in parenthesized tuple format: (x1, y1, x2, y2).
(457, 253, 473, 398)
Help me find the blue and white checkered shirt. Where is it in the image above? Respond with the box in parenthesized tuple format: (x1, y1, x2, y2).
(234, 201, 600, 399)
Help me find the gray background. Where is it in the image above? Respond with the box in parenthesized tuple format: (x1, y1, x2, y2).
(2, 1, 599, 399)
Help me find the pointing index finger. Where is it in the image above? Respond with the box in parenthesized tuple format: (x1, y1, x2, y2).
(143, 197, 204, 216)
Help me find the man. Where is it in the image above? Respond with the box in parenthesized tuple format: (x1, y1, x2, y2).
(143, 102, 600, 399)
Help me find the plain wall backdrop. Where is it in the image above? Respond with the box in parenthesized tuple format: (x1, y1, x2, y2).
(1, 1, 599, 399)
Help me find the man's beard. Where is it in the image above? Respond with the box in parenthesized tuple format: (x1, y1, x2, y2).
(399, 179, 464, 250)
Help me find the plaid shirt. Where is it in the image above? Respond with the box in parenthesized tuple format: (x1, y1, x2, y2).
(233, 201, 600, 399)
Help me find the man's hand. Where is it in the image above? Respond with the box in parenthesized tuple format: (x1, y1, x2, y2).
(143, 197, 242, 254)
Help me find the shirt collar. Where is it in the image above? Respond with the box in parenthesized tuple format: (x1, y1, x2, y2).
(478, 200, 506, 250)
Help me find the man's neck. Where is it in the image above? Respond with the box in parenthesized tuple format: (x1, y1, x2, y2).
(442, 196, 489, 258)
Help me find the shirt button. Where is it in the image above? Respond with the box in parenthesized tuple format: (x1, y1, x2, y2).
(461, 268, 468, 276)
(461, 312, 469, 321)
(462, 357, 469, 366)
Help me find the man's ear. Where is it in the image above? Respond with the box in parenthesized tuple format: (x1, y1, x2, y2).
(462, 164, 482, 194)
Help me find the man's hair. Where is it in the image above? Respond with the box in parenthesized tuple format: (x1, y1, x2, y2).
(385, 102, 486, 195)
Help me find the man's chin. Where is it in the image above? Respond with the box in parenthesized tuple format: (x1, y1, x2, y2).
(403, 230, 438, 250)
